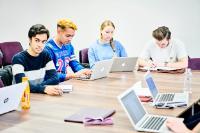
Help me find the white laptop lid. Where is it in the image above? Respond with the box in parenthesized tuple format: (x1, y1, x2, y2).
(90, 59, 113, 80)
(111, 57, 138, 72)
(118, 87, 147, 127)
(144, 71, 158, 99)
(0, 82, 27, 115)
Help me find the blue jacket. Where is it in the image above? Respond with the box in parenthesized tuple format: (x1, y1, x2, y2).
(45, 39, 84, 82)
(88, 40, 127, 67)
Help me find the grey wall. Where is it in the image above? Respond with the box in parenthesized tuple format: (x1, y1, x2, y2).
(0, 0, 199, 57)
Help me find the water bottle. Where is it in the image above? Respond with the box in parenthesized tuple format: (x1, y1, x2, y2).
(21, 77, 31, 110)
(183, 68, 192, 93)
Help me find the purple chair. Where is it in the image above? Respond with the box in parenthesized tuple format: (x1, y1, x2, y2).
(79, 48, 89, 63)
(0, 50, 3, 68)
(188, 57, 200, 70)
(0, 41, 23, 66)
(0, 79, 4, 88)
(79, 48, 90, 68)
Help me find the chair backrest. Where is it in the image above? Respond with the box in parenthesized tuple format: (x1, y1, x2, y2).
(0, 78, 4, 88)
(188, 57, 200, 70)
(79, 48, 89, 64)
(0, 50, 3, 68)
(0, 41, 23, 66)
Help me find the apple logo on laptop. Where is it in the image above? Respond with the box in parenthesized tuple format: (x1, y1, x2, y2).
(122, 63, 126, 67)
(100, 67, 105, 72)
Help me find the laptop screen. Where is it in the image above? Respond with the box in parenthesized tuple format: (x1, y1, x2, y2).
(145, 73, 158, 98)
(121, 90, 146, 124)
(111, 57, 137, 72)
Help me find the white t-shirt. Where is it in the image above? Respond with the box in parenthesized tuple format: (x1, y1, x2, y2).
(140, 39, 187, 63)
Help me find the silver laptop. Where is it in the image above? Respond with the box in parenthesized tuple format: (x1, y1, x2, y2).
(110, 57, 138, 72)
(118, 87, 175, 132)
(0, 82, 27, 115)
(79, 59, 113, 80)
(144, 71, 189, 107)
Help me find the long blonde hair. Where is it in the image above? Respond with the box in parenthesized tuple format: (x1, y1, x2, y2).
(100, 20, 115, 51)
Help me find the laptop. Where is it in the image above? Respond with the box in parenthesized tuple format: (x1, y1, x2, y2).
(110, 57, 138, 72)
(118, 87, 177, 132)
(79, 59, 113, 80)
(144, 71, 189, 108)
(0, 82, 27, 115)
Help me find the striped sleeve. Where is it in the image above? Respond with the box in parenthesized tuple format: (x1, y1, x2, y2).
(12, 55, 45, 93)
(43, 53, 59, 85)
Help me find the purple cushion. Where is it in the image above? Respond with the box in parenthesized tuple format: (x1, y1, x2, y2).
(79, 48, 89, 63)
(0, 42, 23, 66)
(0, 50, 3, 67)
(188, 57, 200, 70)
(0, 79, 4, 88)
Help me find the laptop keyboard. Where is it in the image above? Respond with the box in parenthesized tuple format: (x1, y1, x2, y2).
(141, 116, 167, 130)
(157, 93, 175, 102)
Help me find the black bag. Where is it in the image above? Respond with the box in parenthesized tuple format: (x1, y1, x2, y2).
(0, 65, 13, 86)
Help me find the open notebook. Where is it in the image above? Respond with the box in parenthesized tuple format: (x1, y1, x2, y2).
(140, 66, 177, 71)
(64, 108, 115, 123)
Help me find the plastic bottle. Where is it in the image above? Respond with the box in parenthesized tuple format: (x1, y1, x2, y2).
(21, 77, 30, 110)
(183, 68, 192, 93)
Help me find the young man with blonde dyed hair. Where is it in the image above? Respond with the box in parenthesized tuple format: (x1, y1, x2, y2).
(45, 19, 91, 82)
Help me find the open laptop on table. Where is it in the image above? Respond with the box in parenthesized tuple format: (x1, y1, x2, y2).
(78, 59, 113, 80)
(144, 71, 189, 108)
(118, 87, 181, 132)
(110, 57, 138, 72)
(0, 82, 27, 115)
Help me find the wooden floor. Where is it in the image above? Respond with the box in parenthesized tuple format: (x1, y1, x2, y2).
(0, 71, 200, 133)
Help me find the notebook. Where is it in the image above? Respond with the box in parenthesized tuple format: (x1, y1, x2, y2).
(118, 87, 183, 132)
(78, 59, 113, 80)
(144, 71, 189, 108)
(58, 84, 73, 93)
(0, 82, 27, 115)
(140, 66, 177, 71)
(110, 57, 138, 72)
(131, 81, 152, 102)
(64, 108, 115, 123)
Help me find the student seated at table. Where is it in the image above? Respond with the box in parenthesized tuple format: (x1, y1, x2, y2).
(45, 18, 91, 82)
(88, 20, 127, 68)
(138, 26, 188, 69)
(12, 24, 62, 96)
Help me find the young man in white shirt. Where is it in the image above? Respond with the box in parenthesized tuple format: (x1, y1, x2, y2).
(138, 26, 188, 69)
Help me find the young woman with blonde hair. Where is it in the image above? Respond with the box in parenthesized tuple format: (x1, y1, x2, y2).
(88, 20, 127, 68)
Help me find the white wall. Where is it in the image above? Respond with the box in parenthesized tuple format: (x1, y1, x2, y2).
(0, 0, 200, 57)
